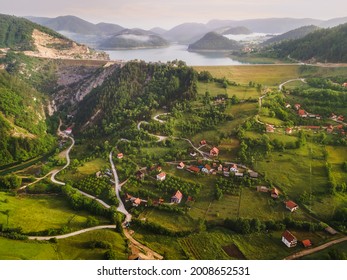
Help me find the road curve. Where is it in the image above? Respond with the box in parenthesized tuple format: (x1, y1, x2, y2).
(278, 78, 306, 91)
(109, 151, 132, 222)
(51, 134, 75, 185)
(28, 225, 117, 240)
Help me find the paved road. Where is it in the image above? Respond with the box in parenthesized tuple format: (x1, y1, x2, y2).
(284, 236, 347, 260)
(137, 121, 168, 142)
(28, 225, 117, 240)
(278, 78, 306, 91)
(153, 113, 169, 123)
(109, 151, 132, 222)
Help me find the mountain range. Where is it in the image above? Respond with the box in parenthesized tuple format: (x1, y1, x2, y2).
(26, 15, 347, 46)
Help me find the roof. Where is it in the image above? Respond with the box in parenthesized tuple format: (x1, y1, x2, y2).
(205, 164, 211, 170)
(302, 239, 312, 247)
(298, 109, 306, 116)
(134, 198, 141, 205)
(178, 162, 185, 167)
(188, 166, 200, 173)
(117, 153, 123, 157)
(200, 140, 207, 145)
(173, 190, 183, 200)
(210, 147, 219, 154)
(157, 172, 166, 178)
(282, 230, 296, 242)
(286, 200, 298, 209)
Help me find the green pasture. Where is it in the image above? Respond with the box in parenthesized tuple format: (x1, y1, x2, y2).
(0, 192, 108, 233)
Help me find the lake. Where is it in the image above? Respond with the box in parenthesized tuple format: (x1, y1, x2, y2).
(102, 44, 244, 66)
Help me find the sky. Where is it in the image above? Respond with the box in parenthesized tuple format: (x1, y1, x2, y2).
(2, 0, 346, 29)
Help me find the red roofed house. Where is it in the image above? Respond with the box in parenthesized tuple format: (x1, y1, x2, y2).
(156, 172, 166, 181)
(65, 128, 72, 135)
(188, 165, 200, 173)
(200, 140, 207, 145)
(326, 124, 334, 134)
(294, 104, 301, 110)
(171, 190, 183, 204)
(117, 153, 124, 159)
(298, 109, 307, 118)
(286, 127, 293, 134)
(266, 124, 275, 133)
(177, 162, 185, 169)
(282, 230, 297, 248)
(337, 115, 344, 122)
(271, 187, 279, 199)
(302, 239, 312, 248)
(132, 198, 142, 207)
(342, 82, 347, 87)
(286, 200, 299, 212)
(210, 147, 219, 156)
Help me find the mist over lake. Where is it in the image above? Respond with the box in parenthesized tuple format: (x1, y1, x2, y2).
(102, 44, 244, 66)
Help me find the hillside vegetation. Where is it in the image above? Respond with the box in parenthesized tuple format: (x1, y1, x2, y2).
(188, 32, 241, 51)
(268, 23, 347, 63)
(0, 14, 65, 51)
(0, 71, 55, 166)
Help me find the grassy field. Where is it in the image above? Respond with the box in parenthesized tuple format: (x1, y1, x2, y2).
(0, 192, 108, 233)
(58, 158, 108, 182)
(197, 82, 260, 100)
(0, 229, 127, 260)
(139, 208, 198, 232)
(194, 65, 300, 86)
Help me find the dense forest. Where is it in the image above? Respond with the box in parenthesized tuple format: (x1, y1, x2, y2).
(0, 14, 66, 51)
(0, 71, 55, 166)
(188, 32, 241, 51)
(75, 60, 198, 138)
(266, 23, 347, 62)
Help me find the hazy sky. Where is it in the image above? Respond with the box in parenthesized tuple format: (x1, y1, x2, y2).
(2, 0, 346, 29)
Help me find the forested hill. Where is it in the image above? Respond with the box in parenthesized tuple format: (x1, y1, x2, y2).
(0, 71, 55, 166)
(0, 14, 66, 51)
(74, 61, 197, 137)
(268, 23, 347, 63)
(263, 25, 320, 46)
(188, 32, 241, 51)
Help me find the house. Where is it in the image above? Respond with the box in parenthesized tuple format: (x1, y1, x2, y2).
(326, 124, 334, 134)
(294, 104, 301, 110)
(285, 200, 299, 212)
(282, 230, 297, 248)
(257, 186, 269, 192)
(156, 172, 166, 181)
(330, 113, 337, 121)
(249, 171, 258, 178)
(337, 115, 344, 122)
(302, 239, 312, 248)
(342, 82, 347, 87)
(200, 140, 207, 145)
(286, 127, 293, 134)
(205, 164, 212, 171)
(117, 153, 124, 159)
(188, 165, 200, 173)
(218, 164, 223, 172)
(210, 147, 219, 156)
(230, 164, 238, 172)
(266, 125, 275, 133)
(96, 171, 102, 178)
(190, 151, 197, 157)
(298, 109, 307, 118)
(285, 103, 291, 108)
(316, 115, 321, 120)
(223, 171, 230, 177)
(171, 190, 183, 204)
(132, 198, 142, 207)
(271, 187, 279, 199)
(135, 170, 145, 180)
(177, 162, 185, 169)
(65, 128, 72, 135)
(201, 167, 209, 174)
